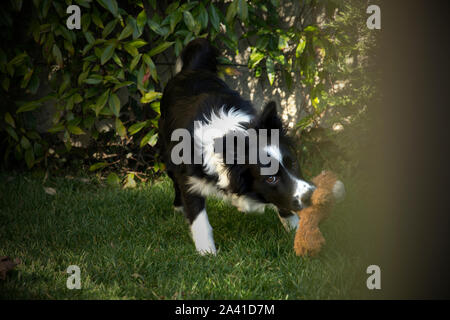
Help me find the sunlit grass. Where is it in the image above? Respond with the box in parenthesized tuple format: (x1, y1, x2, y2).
(0, 171, 369, 299)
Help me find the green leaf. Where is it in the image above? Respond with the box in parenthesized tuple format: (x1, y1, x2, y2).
(97, 0, 118, 17)
(128, 17, 140, 39)
(123, 43, 139, 56)
(278, 34, 289, 51)
(25, 148, 35, 168)
(9, 53, 27, 65)
(21, 69, 34, 89)
(147, 19, 168, 37)
(16, 101, 42, 113)
(95, 89, 110, 116)
(84, 31, 95, 44)
(81, 12, 91, 32)
(209, 4, 220, 32)
(140, 91, 162, 104)
(248, 50, 264, 68)
(140, 129, 154, 148)
(238, 0, 248, 21)
(148, 42, 174, 57)
(107, 172, 121, 186)
(142, 54, 157, 82)
(91, 11, 104, 28)
(5, 112, 15, 128)
(198, 4, 209, 29)
(2, 77, 10, 91)
(136, 10, 147, 33)
(20, 136, 31, 149)
(115, 117, 126, 137)
(102, 19, 118, 38)
(113, 81, 134, 91)
(129, 53, 142, 71)
(101, 44, 115, 65)
(118, 23, 134, 41)
(128, 39, 148, 48)
(112, 54, 123, 67)
(84, 77, 103, 85)
(52, 44, 63, 67)
(183, 11, 196, 32)
(27, 73, 40, 94)
(89, 162, 108, 171)
(148, 133, 158, 147)
(150, 101, 160, 115)
(169, 11, 182, 33)
(73, 93, 83, 104)
(108, 93, 121, 117)
(67, 125, 85, 135)
(226, 0, 238, 24)
(296, 38, 306, 57)
(5, 126, 19, 141)
(266, 57, 275, 85)
(66, 95, 74, 110)
(165, 1, 180, 14)
(304, 25, 318, 33)
(128, 121, 148, 135)
(47, 123, 65, 133)
(295, 114, 314, 130)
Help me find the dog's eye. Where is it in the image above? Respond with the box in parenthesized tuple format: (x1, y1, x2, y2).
(265, 176, 279, 185)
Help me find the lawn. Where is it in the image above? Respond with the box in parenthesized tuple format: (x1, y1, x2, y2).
(0, 170, 369, 299)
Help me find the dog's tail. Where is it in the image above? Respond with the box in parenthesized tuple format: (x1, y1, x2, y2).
(177, 38, 219, 73)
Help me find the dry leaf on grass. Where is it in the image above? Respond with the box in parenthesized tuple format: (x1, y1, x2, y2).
(0, 256, 21, 280)
(43, 187, 57, 195)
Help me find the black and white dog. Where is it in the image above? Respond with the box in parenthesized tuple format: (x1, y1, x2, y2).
(159, 39, 316, 255)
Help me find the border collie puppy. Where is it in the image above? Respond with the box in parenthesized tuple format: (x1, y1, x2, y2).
(159, 39, 315, 255)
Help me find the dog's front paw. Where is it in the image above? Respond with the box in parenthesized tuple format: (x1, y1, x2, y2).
(193, 233, 217, 255)
(191, 211, 217, 255)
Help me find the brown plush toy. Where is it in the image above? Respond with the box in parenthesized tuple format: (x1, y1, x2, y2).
(294, 171, 345, 257)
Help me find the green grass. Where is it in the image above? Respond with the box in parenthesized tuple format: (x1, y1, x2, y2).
(0, 171, 370, 299)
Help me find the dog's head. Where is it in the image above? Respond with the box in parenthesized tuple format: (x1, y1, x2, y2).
(225, 101, 315, 212)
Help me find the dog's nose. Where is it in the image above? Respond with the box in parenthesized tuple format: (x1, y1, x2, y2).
(292, 198, 302, 210)
(300, 188, 314, 204)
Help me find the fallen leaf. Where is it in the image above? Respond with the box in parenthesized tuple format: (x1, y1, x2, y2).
(44, 187, 57, 195)
(0, 256, 21, 280)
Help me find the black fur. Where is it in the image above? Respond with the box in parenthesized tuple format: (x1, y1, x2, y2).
(159, 39, 313, 252)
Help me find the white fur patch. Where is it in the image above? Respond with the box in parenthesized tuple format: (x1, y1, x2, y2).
(187, 176, 225, 199)
(265, 145, 283, 164)
(190, 209, 216, 255)
(291, 174, 315, 207)
(230, 194, 266, 213)
(187, 176, 266, 213)
(194, 106, 253, 189)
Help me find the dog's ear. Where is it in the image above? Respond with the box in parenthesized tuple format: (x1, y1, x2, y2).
(259, 101, 283, 130)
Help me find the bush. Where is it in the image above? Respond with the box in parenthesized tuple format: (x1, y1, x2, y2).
(0, 0, 377, 182)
